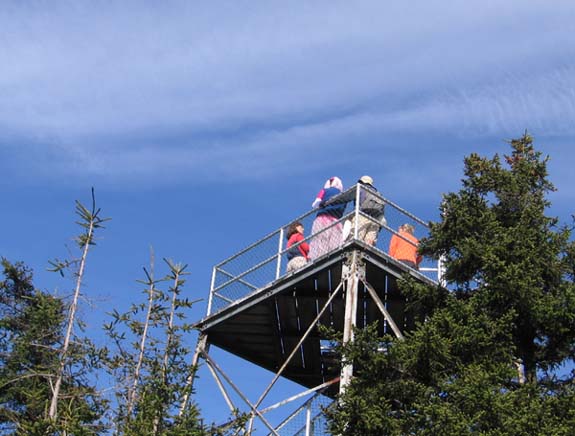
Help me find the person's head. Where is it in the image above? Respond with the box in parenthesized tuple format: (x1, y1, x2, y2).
(324, 176, 343, 192)
(400, 223, 415, 234)
(287, 221, 304, 239)
(358, 175, 374, 186)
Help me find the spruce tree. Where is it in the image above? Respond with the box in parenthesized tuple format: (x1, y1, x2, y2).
(0, 259, 105, 435)
(327, 134, 575, 435)
(423, 133, 575, 381)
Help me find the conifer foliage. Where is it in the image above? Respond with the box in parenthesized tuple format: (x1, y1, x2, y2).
(0, 189, 245, 435)
(104, 256, 205, 435)
(327, 134, 575, 435)
(0, 259, 105, 434)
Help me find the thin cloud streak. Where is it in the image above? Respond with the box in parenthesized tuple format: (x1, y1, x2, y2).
(1, 1, 575, 184)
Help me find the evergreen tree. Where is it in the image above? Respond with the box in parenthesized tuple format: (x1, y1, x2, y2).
(1, 190, 109, 434)
(48, 189, 109, 424)
(326, 134, 575, 435)
(423, 134, 575, 381)
(105, 256, 206, 435)
(0, 259, 105, 435)
(1, 190, 225, 434)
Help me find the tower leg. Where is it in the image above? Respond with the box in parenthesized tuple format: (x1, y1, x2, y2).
(179, 332, 209, 416)
(339, 251, 360, 396)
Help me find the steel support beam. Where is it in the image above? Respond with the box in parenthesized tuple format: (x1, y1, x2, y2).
(339, 251, 360, 396)
(179, 333, 209, 416)
(202, 351, 280, 436)
(361, 279, 404, 340)
(253, 280, 345, 410)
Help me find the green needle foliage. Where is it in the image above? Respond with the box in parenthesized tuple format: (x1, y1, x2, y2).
(0, 189, 109, 434)
(0, 259, 105, 435)
(0, 259, 61, 433)
(1, 190, 239, 434)
(327, 134, 575, 435)
(104, 256, 206, 435)
(47, 188, 110, 428)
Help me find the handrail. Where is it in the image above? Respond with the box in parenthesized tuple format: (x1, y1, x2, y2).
(214, 186, 357, 269)
(208, 184, 440, 314)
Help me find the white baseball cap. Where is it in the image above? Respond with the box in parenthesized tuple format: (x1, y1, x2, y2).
(358, 175, 373, 185)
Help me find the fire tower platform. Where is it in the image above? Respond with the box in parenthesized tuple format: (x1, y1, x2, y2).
(189, 184, 442, 435)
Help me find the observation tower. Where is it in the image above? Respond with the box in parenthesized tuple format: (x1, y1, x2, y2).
(190, 184, 443, 435)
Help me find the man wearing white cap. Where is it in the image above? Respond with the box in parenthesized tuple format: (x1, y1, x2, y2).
(348, 175, 386, 246)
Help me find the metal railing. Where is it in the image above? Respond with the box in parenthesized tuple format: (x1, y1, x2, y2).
(271, 392, 333, 436)
(207, 184, 442, 315)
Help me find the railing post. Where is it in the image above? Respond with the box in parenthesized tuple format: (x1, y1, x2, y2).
(276, 228, 284, 280)
(206, 266, 217, 316)
(354, 183, 360, 240)
(305, 401, 312, 436)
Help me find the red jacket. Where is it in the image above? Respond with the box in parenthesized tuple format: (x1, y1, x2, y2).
(287, 233, 310, 260)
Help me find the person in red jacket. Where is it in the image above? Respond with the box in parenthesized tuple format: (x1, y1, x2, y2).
(286, 221, 310, 272)
(388, 223, 422, 269)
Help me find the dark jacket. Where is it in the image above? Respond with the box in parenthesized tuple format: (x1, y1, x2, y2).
(316, 187, 346, 219)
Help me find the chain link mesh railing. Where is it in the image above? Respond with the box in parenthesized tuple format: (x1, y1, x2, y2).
(270, 393, 333, 436)
(208, 184, 442, 315)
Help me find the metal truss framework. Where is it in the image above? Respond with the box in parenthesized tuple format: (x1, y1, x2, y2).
(191, 249, 412, 435)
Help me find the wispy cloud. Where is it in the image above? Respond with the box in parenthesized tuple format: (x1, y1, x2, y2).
(2, 0, 574, 184)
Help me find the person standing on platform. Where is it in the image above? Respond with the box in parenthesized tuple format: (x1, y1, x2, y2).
(286, 221, 309, 272)
(309, 176, 345, 260)
(348, 175, 386, 246)
(388, 223, 422, 269)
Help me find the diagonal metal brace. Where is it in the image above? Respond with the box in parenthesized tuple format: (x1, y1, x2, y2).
(254, 280, 345, 410)
(361, 279, 404, 340)
(202, 351, 280, 436)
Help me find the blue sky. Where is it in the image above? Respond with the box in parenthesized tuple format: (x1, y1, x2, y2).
(2, 0, 575, 431)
